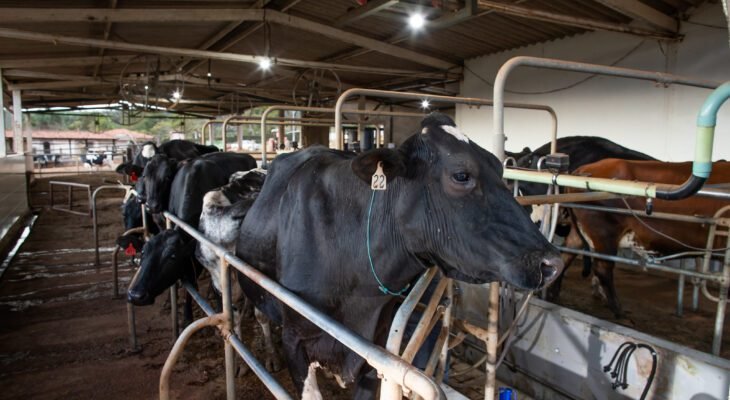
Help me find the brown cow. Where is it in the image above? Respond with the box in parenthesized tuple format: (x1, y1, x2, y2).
(549, 159, 730, 318)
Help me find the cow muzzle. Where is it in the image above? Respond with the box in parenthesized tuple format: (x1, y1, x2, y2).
(538, 254, 564, 288)
(127, 288, 154, 306)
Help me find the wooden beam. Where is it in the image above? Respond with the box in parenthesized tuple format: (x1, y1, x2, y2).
(92, 0, 119, 78)
(592, 0, 677, 32)
(3, 70, 96, 81)
(0, 27, 440, 76)
(334, 0, 399, 27)
(0, 55, 138, 69)
(0, 8, 265, 23)
(185, 0, 302, 73)
(476, 0, 677, 39)
(8, 80, 111, 90)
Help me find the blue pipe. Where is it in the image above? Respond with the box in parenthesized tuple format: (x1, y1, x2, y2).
(692, 82, 730, 179)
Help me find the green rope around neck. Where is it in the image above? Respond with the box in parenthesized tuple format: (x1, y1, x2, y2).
(367, 190, 410, 296)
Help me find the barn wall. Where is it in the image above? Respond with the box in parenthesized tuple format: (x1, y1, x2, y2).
(0, 154, 28, 258)
(456, 2, 730, 161)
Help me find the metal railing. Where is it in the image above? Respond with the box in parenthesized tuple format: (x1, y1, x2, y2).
(333, 88, 559, 153)
(49, 180, 92, 216)
(92, 184, 133, 265)
(157, 210, 444, 400)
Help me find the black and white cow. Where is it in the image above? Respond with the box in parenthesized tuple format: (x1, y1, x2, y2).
(116, 140, 219, 182)
(127, 152, 257, 325)
(234, 113, 563, 398)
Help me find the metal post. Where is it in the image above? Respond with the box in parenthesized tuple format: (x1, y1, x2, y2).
(92, 184, 129, 266)
(160, 314, 224, 400)
(127, 302, 138, 351)
(220, 256, 236, 400)
(165, 216, 179, 339)
(67, 185, 72, 210)
(712, 230, 730, 355)
(334, 88, 558, 153)
(12, 89, 22, 154)
(677, 272, 685, 317)
(0, 68, 6, 157)
(484, 282, 500, 400)
(493, 56, 721, 163)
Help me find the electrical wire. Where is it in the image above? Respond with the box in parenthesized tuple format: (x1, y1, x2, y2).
(620, 197, 730, 254)
(463, 39, 647, 95)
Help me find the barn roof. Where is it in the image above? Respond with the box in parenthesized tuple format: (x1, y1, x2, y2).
(0, 0, 698, 116)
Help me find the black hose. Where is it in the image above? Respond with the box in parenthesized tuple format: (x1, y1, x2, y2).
(655, 174, 706, 200)
(603, 341, 658, 399)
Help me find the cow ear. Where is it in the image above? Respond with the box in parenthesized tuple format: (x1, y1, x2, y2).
(351, 148, 407, 184)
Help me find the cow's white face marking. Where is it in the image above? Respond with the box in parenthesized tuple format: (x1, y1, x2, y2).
(302, 362, 323, 400)
(441, 125, 469, 143)
(141, 144, 156, 158)
(203, 190, 231, 210)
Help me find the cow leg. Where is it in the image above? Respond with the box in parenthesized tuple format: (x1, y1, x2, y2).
(592, 259, 623, 318)
(256, 308, 283, 372)
(242, 295, 255, 320)
(282, 327, 310, 397)
(301, 362, 324, 400)
(353, 368, 379, 400)
(233, 307, 250, 377)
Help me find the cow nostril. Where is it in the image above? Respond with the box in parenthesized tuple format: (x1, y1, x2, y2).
(539, 255, 564, 286)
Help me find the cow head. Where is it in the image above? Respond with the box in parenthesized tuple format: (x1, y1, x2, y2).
(140, 155, 179, 213)
(127, 229, 193, 306)
(351, 113, 562, 290)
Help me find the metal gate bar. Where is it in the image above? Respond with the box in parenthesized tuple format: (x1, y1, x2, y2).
(49, 180, 92, 216)
(161, 210, 445, 400)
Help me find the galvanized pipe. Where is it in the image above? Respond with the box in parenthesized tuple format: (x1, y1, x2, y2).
(400, 279, 449, 363)
(493, 57, 724, 201)
(259, 105, 425, 165)
(126, 257, 145, 352)
(484, 282, 500, 400)
(220, 257, 235, 400)
(92, 184, 130, 265)
(50, 180, 92, 216)
(557, 246, 724, 282)
(165, 217, 179, 340)
(160, 314, 224, 400)
(561, 202, 723, 225)
(163, 212, 445, 400)
(334, 88, 558, 152)
(382, 268, 438, 399)
(180, 282, 293, 400)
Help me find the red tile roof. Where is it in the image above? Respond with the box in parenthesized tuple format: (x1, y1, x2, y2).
(5, 129, 154, 141)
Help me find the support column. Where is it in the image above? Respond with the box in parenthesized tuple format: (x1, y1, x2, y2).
(0, 68, 6, 157)
(276, 110, 285, 149)
(12, 89, 22, 154)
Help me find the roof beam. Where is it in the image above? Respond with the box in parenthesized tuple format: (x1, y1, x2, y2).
(476, 0, 677, 40)
(0, 8, 456, 70)
(3, 69, 97, 81)
(592, 0, 677, 32)
(92, 0, 119, 79)
(8, 80, 112, 90)
(0, 55, 139, 69)
(0, 27, 441, 77)
(0, 8, 266, 23)
(334, 0, 399, 27)
(179, 0, 303, 74)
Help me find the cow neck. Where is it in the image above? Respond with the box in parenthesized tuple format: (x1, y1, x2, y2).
(366, 189, 421, 296)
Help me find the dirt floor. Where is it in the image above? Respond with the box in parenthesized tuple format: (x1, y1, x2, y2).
(0, 173, 305, 400)
(0, 173, 727, 400)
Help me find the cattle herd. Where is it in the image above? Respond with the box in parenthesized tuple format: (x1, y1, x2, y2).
(114, 113, 728, 398)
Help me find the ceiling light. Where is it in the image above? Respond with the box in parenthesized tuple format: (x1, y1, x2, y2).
(207, 72, 212, 77)
(421, 99, 430, 109)
(409, 13, 426, 30)
(259, 57, 272, 70)
(144, 85, 149, 91)
(172, 90, 182, 100)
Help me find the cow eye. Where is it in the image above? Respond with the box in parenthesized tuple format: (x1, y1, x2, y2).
(452, 172, 470, 183)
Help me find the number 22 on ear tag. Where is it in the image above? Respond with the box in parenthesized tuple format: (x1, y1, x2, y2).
(371, 161, 387, 191)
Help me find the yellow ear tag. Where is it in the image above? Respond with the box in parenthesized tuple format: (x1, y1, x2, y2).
(371, 161, 387, 191)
